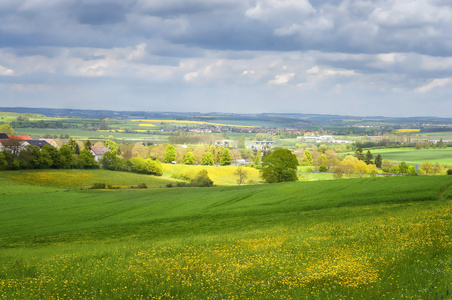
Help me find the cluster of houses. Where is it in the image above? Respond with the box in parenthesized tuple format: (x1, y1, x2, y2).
(0, 134, 110, 162)
(0, 133, 56, 152)
(297, 135, 350, 144)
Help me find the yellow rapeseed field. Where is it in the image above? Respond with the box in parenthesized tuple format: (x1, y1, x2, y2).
(396, 129, 421, 133)
(132, 119, 256, 128)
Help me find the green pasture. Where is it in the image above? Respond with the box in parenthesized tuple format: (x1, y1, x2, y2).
(0, 169, 179, 190)
(162, 164, 262, 185)
(13, 128, 170, 143)
(416, 131, 452, 136)
(1, 173, 452, 299)
(370, 148, 452, 166)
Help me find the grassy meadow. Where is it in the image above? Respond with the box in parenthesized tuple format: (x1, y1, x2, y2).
(0, 172, 452, 299)
(0, 169, 180, 190)
(370, 148, 452, 166)
(162, 164, 262, 185)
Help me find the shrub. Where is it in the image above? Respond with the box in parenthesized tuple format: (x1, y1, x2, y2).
(137, 183, 147, 189)
(318, 165, 328, 172)
(91, 182, 106, 189)
(447, 169, 452, 175)
(190, 170, 214, 187)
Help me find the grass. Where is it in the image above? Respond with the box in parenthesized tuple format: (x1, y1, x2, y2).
(162, 164, 262, 185)
(0, 169, 179, 190)
(370, 148, 452, 166)
(0, 173, 452, 299)
(13, 128, 170, 143)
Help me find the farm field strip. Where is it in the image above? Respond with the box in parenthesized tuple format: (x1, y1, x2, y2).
(343, 148, 452, 166)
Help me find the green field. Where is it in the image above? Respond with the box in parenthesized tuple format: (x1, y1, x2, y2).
(0, 169, 181, 190)
(13, 128, 170, 143)
(1, 171, 451, 299)
(369, 148, 452, 166)
(162, 164, 262, 185)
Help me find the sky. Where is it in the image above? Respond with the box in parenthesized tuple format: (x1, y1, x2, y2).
(1, 0, 452, 117)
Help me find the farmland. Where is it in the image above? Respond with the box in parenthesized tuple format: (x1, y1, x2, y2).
(367, 148, 452, 166)
(0, 172, 451, 299)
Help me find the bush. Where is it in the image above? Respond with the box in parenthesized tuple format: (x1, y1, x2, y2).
(318, 165, 328, 172)
(91, 182, 106, 189)
(447, 169, 452, 175)
(137, 183, 148, 189)
(190, 170, 214, 187)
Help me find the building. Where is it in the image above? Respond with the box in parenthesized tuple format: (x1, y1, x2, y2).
(90, 146, 110, 162)
(26, 140, 51, 150)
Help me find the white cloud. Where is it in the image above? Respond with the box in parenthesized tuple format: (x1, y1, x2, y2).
(184, 72, 199, 82)
(370, 0, 452, 27)
(245, 0, 315, 23)
(0, 65, 14, 76)
(268, 73, 295, 85)
(415, 78, 452, 93)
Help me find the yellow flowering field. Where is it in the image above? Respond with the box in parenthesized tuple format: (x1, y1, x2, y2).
(3, 169, 177, 189)
(0, 176, 451, 299)
(396, 129, 421, 133)
(132, 119, 256, 128)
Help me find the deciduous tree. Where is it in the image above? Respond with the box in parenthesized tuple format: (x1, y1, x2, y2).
(220, 148, 232, 166)
(261, 149, 299, 183)
(0, 123, 14, 135)
(201, 152, 214, 166)
(163, 145, 176, 163)
(235, 166, 248, 185)
(183, 152, 195, 165)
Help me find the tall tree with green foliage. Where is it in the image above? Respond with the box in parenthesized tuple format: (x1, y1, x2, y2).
(104, 140, 118, 154)
(0, 123, 14, 135)
(163, 145, 176, 163)
(201, 152, 214, 166)
(41, 145, 61, 168)
(183, 152, 195, 165)
(220, 148, 232, 166)
(59, 146, 74, 169)
(78, 149, 97, 169)
(84, 139, 92, 151)
(301, 150, 313, 166)
(398, 161, 409, 174)
(261, 149, 299, 183)
(253, 149, 262, 169)
(354, 147, 364, 161)
(364, 150, 373, 165)
(375, 154, 382, 168)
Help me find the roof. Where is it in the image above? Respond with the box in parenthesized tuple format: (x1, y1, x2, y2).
(0, 140, 25, 146)
(91, 146, 110, 156)
(27, 140, 50, 147)
(8, 135, 32, 141)
(0, 133, 9, 140)
(39, 138, 54, 143)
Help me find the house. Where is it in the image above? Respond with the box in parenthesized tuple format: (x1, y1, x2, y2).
(91, 146, 110, 162)
(8, 135, 32, 141)
(26, 140, 51, 150)
(0, 133, 9, 140)
(0, 139, 28, 154)
(39, 139, 60, 149)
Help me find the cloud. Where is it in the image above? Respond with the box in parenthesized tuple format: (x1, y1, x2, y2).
(268, 73, 295, 85)
(1, 0, 452, 117)
(0, 65, 14, 76)
(415, 78, 452, 93)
